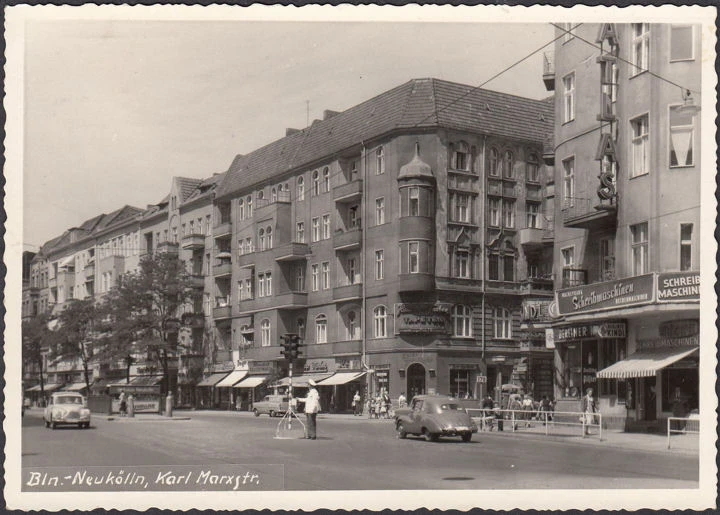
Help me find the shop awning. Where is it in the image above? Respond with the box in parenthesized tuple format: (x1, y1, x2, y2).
(233, 376, 268, 388)
(596, 346, 699, 379)
(317, 372, 366, 386)
(62, 382, 89, 392)
(274, 374, 333, 388)
(27, 383, 63, 392)
(130, 375, 164, 386)
(196, 372, 230, 387)
(216, 370, 248, 388)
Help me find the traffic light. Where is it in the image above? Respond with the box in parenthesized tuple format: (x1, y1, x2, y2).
(288, 334, 303, 360)
(279, 335, 291, 360)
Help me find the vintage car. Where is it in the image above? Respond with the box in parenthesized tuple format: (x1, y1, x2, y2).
(395, 395, 478, 442)
(43, 392, 91, 429)
(253, 394, 290, 417)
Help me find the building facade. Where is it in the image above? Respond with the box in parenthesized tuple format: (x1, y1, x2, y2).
(545, 23, 701, 430)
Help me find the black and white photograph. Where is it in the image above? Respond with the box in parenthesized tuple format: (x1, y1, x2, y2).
(4, 4, 717, 511)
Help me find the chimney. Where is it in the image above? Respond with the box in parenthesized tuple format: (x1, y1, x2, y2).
(323, 109, 340, 120)
(286, 128, 301, 136)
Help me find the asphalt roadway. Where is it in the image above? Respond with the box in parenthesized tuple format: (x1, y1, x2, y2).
(22, 409, 698, 491)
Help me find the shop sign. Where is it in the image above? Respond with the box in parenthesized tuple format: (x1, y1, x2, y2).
(521, 299, 553, 323)
(659, 319, 699, 339)
(336, 358, 361, 370)
(394, 303, 451, 334)
(213, 361, 234, 373)
(248, 360, 274, 374)
(637, 335, 699, 350)
(476, 375, 487, 383)
(303, 358, 336, 374)
(657, 272, 700, 302)
(233, 359, 250, 371)
(552, 321, 626, 342)
(556, 274, 654, 315)
(545, 328, 556, 349)
(449, 364, 477, 370)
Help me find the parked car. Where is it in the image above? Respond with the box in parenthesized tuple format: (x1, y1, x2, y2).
(43, 392, 91, 429)
(394, 395, 478, 442)
(253, 394, 290, 417)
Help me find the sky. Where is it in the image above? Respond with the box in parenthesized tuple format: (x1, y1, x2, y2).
(22, 16, 554, 249)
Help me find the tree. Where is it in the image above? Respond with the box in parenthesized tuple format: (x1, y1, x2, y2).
(22, 312, 52, 397)
(48, 298, 105, 393)
(103, 252, 195, 396)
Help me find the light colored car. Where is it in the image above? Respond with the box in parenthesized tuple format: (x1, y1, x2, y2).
(43, 392, 91, 429)
(253, 394, 289, 417)
(394, 395, 477, 442)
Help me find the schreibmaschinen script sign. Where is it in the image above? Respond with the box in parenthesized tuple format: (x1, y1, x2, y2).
(556, 274, 655, 315)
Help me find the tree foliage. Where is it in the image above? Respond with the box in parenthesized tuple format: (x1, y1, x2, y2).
(22, 312, 52, 395)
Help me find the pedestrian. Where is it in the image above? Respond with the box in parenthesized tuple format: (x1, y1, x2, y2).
(381, 388, 391, 418)
(508, 394, 522, 430)
(539, 395, 553, 425)
(522, 394, 534, 427)
(398, 392, 407, 409)
(119, 390, 127, 417)
(296, 379, 321, 439)
(581, 388, 596, 435)
(352, 390, 362, 416)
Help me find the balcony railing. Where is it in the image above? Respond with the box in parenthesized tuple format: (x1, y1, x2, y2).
(562, 268, 588, 288)
(273, 242, 311, 262)
(562, 197, 617, 230)
(84, 263, 95, 279)
(543, 50, 555, 91)
(188, 274, 205, 289)
(333, 227, 362, 251)
(333, 179, 363, 203)
(332, 283, 363, 301)
(182, 233, 206, 249)
(213, 261, 232, 277)
(213, 305, 232, 320)
(519, 277, 554, 295)
(213, 221, 232, 238)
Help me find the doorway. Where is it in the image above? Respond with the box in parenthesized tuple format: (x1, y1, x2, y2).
(406, 363, 426, 399)
(643, 376, 657, 421)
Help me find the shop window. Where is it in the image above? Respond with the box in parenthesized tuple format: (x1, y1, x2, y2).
(662, 368, 698, 412)
(560, 341, 599, 398)
(598, 340, 626, 397)
(450, 369, 471, 398)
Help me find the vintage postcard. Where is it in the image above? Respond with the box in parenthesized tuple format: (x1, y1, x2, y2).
(4, 4, 717, 511)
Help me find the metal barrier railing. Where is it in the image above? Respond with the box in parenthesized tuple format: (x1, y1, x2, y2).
(466, 408, 603, 441)
(667, 416, 700, 449)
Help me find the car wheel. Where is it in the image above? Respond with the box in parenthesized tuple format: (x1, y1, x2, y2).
(51, 420, 57, 430)
(423, 429, 438, 442)
(461, 432, 472, 442)
(269, 410, 276, 418)
(396, 422, 407, 439)
(253, 409, 260, 417)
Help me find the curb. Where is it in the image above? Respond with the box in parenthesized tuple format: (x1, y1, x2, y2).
(103, 416, 192, 422)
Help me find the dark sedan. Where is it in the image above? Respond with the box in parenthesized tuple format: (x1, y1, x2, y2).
(394, 395, 477, 442)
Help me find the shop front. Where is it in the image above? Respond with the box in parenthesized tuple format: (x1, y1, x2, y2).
(233, 360, 276, 411)
(368, 351, 438, 402)
(316, 357, 366, 413)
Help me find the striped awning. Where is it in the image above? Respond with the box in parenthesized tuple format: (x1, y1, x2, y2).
(62, 382, 89, 392)
(26, 383, 64, 392)
(215, 370, 248, 388)
(596, 346, 698, 379)
(233, 376, 267, 388)
(317, 372, 366, 386)
(196, 372, 230, 387)
(274, 374, 333, 388)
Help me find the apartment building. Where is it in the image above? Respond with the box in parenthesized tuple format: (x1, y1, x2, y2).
(545, 23, 701, 430)
(209, 78, 555, 411)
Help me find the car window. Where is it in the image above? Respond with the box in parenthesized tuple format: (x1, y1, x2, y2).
(413, 400, 423, 411)
(437, 403, 461, 413)
(263, 396, 270, 402)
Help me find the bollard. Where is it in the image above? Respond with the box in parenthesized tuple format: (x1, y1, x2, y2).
(165, 393, 173, 418)
(127, 395, 135, 418)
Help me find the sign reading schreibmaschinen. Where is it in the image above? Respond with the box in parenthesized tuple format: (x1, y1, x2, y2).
(556, 274, 654, 315)
(656, 271, 700, 302)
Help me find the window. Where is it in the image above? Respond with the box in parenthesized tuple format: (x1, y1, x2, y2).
(526, 154, 540, 182)
(409, 187, 420, 216)
(246, 196, 252, 218)
(409, 242, 419, 273)
(265, 226, 272, 249)
(561, 22, 575, 43)
(271, 187, 277, 203)
(238, 239, 245, 255)
(376, 147, 385, 175)
(315, 314, 327, 344)
(600, 238, 616, 280)
(503, 151, 514, 178)
(350, 160, 359, 180)
(321, 262, 330, 290)
(669, 106, 695, 167)
(258, 272, 272, 297)
(297, 318, 305, 340)
(297, 176, 305, 201)
(347, 258, 357, 284)
(680, 223, 693, 271)
(311, 264, 319, 291)
(375, 250, 384, 280)
(322, 214, 331, 239)
(296, 265, 306, 291)
(452, 141, 470, 171)
(526, 203, 539, 228)
(503, 200, 515, 228)
(244, 278, 252, 300)
(375, 197, 385, 225)
(561, 246, 575, 267)
(528, 263, 539, 278)
(257, 190, 264, 201)
(631, 115, 649, 177)
(258, 228, 265, 250)
(562, 157, 575, 208)
(454, 193, 470, 223)
(488, 148, 500, 176)
(349, 205, 360, 228)
(312, 171, 320, 196)
(671, 25, 694, 61)
(296, 222, 305, 243)
(374, 306, 387, 338)
(454, 250, 469, 278)
(488, 199, 500, 227)
(503, 255, 514, 282)
(631, 23, 650, 75)
(346, 311, 358, 340)
(563, 73, 575, 123)
(245, 237, 253, 253)
(312, 217, 320, 242)
(323, 167, 330, 192)
(260, 319, 271, 347)
(493, 307, 512, 339)
(453, 305, 473, 337)
(630, 222, 649, 275)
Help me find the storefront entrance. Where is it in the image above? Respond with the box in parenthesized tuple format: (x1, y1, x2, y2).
(642, 376, 657, 421)
(406, 363, 426, 399)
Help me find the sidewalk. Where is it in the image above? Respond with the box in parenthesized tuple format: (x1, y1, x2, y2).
(100, 413, 192, 422)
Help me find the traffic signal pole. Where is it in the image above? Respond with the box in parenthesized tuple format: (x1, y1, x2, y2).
(275, 334, 304, 439)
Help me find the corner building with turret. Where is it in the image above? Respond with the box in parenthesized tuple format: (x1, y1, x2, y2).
(210, 78, 555, 410)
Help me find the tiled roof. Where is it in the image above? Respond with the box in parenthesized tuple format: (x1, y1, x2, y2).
(176, 177, 203, 202)
(94, 205, 143, 233)
(183, 172, 225, 204)
(217, 78, 554, 198)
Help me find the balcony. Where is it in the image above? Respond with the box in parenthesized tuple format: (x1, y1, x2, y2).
(525, 187, 542, 202)
(213, 305, 232, 320)
(238, 291, 308, 313)
(305, 339, 363, 359)
(157, 241, 180, 255)
(213, 261, 232, 277)
(180, 312, 205, 328)
(518, 228, 550, 248)
(333, 179, 363, 203)
(485, 280, 521, 293)
(213, 221, 232, 238)
(236, 251, 256, 269)
(543, 50, 555, 91)
(333, 228, 362, 251)
(332, 283, 363, 301)
(562, 268, 588, 288)
(398, 273, 435, 293)
(84, 263, 95, 279)
(182, 233, 206, 250)
(519, 277, 554, 296)
(188, 274, 205, 289)
(274, 242, 311, 262)
(48, 277, 57, 289)
(436, 277, 484, 293)
(562, 197, 617, 230)
(255, 192, 291, 220)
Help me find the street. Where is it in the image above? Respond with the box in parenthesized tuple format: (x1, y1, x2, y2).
(21, 410, 698, 490)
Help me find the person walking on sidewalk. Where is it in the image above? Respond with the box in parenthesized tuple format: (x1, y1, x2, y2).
(297, 379, 321, 439)
(581, 388, 597, 435)
(119, 390, 127, 417)
(352, 391, 362, 416)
